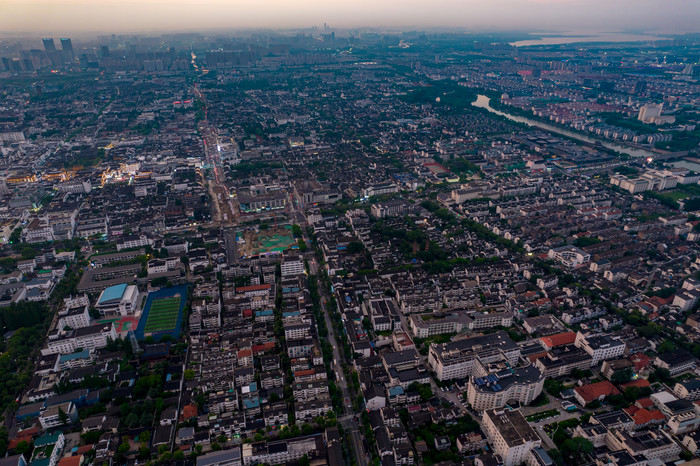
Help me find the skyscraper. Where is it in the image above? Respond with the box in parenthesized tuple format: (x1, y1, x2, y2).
(42, 38, 56, 52)
(60, 38, 74, 57)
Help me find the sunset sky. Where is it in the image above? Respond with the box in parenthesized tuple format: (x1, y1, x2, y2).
(0, 0, 697, 35)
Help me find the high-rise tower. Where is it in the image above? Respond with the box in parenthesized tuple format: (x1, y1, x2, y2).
(42, 38, 56, 52)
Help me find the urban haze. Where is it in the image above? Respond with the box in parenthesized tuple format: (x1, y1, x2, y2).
(0, 3, 700, 466)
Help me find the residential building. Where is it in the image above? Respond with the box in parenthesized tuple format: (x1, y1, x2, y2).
(654, 350, 696, 376)
(30, 432, 65, 466)
(428, 331, 520, 381)
(42, 323, 117, 356)
(573, 381, 621, 406)
(196, 447, 242, 466)
(467, 365, 545, 411)
(547, 245, 591, 268)
(534, 345, 592, 378)
(482, 409, 541, 466)
(575, 333, 626, 365)
(606, 430, 681, 461)
(39, 402, 78, 429)
(674, 379, 700, 400)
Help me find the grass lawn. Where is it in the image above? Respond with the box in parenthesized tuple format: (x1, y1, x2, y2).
(655, 190, 689, 202)
(526, 409, 559, 423)
(144, 296, 181, 333)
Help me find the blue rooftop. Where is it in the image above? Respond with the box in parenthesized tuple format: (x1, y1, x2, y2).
(59, 349, 91, 362)
(98, 283, 127, 304)
(34, 431, 63, 447)
(388, 386, 404, 396)
(243, 397, 260, 409)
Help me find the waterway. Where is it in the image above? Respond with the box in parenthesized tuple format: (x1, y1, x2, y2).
(672, 160, 700, 172)
(510, 32, 673, 48)
(471, 95, 658, 159)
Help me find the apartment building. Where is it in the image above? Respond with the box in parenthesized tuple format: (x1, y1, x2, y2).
(57, 302, 91, 330)
(281, 252, 305, 277)
(674, 379, 700, 400)
(293, 380, 330, 403)
(428, 332, 520, 381)
(409, 312, 471, 338)
(534, 345, 592, 378)
(547, 245, 591, 268)
(294, 397, 333, 423)
(42, 323, 117, 356)
(482, 409, 541, 466)
(467, 365, 545, 411)
(606, 430, 681, 462)
(39, 402, 78, 429)
(241, 435, 324, 466)
(654, 349, 697, 376)
(575, 332, 626, 365)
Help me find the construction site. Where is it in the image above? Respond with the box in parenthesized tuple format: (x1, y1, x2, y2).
(236, 224, 295, 258)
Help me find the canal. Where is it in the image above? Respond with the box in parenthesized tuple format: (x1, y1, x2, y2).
(472, 94, 658, 159)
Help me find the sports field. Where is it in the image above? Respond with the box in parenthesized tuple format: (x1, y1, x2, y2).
(134, 284, 189, 341)
(143, 296, 181, 333)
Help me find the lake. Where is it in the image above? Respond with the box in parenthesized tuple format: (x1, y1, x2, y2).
(510, 32, 673, 47)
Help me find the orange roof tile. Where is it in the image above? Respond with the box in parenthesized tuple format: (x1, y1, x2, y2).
(540, 332, 577, 348)
(574, 381, 620, 403)
(629, 354, 651, 371)
(57, 456, 82, 466)
(181, 405, 198, 420)
(623, 407, 653, 425)
(636, 398, 654, 409)
(253, 342, 275, 354)
(236, 284, 271, 292)
(527, 352, 548, 363)
(621, 379, 651, 390)
(648, 295, 673, 306)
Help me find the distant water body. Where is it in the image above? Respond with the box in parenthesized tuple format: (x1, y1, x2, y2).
(472, 95, 658, 159)
(672, 160, 700, 172)
(510, 32, 673, 47)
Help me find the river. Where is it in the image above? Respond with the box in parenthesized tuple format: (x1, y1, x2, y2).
(471, 95, 658, 159)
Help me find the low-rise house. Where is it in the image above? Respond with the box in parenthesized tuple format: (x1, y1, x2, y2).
(574, 381, 621, 406)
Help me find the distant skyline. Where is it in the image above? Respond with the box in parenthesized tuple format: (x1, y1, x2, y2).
(0, 0, 698, 36)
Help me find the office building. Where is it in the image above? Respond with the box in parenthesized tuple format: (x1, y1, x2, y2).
(60, 38, 74, 57)
(42, 38, 56, 52)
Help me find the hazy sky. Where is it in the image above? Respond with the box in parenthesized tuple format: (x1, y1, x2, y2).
(0, 0, 698, 35)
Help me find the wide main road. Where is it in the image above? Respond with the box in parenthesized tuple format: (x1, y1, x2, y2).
(315, 272, 367, 466)
(194, 84, 236, 226)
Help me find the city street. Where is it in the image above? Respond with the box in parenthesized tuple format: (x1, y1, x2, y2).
(317, 273, 368, 466)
